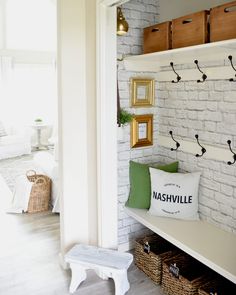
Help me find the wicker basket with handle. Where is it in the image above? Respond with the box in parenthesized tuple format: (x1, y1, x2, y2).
(26, 170, 51, 213)
(134, 234, 179, 284)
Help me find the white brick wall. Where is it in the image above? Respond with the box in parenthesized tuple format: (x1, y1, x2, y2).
(117, 0, 159, 248)
(117, 0, 236, 249)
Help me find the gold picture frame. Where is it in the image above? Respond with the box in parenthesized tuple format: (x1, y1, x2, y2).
(131, 78, 155, 107)
(131, 114, 153, 148)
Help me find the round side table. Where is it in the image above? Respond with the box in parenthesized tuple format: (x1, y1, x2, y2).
(31, 124, 49, 150)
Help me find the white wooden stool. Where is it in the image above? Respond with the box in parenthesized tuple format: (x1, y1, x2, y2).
(65, 244, 133, 295)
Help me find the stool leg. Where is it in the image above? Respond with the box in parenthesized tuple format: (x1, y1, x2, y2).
(112, 270, 130, 295)
(69, 264, 87, 294)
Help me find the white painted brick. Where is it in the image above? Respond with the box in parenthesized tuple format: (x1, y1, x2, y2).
(118, 226, 130, 237)
(187, 91, 198, 100)
(209, 91, 223, 101)
(199, 196, 219, 210)
(220, 163, 236, 176)
(219, 204, 233, 216)
(118, 235, 128, 244)
(199, 204, 211, 216)
(118, 151, 130, 161)
(204, 121, 216, 132)
(223, 113, 236, 124)
(201, 178, 221, 192)
(118, 220, 123, 229)
(214, 172, 236, 186)
(219, 102, 236, 112)
(224, 91, 236, 102)
(198, 91, 209, 100)
(215, 192, 233, 206)
(123, 217, 137, 227)
(220, 184, 233, 196)
(130, 149, 144, 159)
(206, 101, 218, 111)
(187, 110, 198, 120)
(217, 122, 236, 135)
(187, 101, 206, 110)
(214, 81, 229, 92)
(200, 186, 215, 199)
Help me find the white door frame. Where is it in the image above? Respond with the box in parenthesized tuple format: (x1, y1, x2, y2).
(96, 0, 129, 249)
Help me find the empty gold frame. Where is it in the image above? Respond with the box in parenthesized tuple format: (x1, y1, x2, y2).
(131, 114, 153, 148)
(131, 78, 155, 107)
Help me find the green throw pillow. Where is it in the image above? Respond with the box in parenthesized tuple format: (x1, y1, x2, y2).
(126, 160, 179, 209)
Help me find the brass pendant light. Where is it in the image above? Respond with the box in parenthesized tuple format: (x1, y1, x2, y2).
(117, 7, 129, 36)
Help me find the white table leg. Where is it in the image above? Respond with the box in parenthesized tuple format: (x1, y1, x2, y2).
(111, 270, 130, 295)
(69, 264, 87, 294)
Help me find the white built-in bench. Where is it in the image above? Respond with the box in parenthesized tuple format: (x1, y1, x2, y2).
(65, 244, 133, 294)
(125, 207, 236, 284)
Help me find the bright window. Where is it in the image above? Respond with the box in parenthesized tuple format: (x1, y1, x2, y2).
(6, 0, 56, 51)
(0, 60, 57, 127)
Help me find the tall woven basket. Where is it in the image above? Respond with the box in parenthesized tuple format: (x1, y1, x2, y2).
(26, 170, 51, 213)
(134, 234, 178, 284)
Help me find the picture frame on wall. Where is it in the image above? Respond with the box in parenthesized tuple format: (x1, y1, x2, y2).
(131, 78, 155, 107)
(131, 114, 153, 148)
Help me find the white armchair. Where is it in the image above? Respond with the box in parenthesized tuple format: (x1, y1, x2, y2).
(0, 124, 31, 160)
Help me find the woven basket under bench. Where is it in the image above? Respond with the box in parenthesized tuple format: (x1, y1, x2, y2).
(134, 234, 178, 284)
(26, 170, 51, 213)
(162, 253, 213, 295)
(198, 275, 236, 295)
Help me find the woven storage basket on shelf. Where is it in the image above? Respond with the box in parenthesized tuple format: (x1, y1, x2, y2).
(198, 275, 236, 295)
(162, 253, 212, 295)
(134, 234, 178, 284)
(26, 170, 51, 213)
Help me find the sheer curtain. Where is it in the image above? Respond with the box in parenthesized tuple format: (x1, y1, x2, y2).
(0, 57, 57, 130)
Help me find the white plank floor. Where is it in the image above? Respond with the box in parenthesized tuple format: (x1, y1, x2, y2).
(0, 208, 164, 295)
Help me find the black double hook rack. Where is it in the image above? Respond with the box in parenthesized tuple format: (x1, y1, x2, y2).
(228, 55, 236, 82)
(194, 60, 207, 83)
(170, 62, 181, 83)
(169, 131, 180, 151)
(195, 134, 206, 157)
(227, 140, 236, 165)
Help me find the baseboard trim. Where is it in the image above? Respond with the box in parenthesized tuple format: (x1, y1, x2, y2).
(118, 241, 135, 252)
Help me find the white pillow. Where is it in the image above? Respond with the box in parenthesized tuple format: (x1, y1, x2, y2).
(148, 168, 201, 220)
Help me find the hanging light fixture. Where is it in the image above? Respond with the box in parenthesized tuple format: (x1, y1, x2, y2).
(117, 7, 129, 36)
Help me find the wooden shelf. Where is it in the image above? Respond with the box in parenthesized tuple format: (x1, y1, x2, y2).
(125, 207, 236, 284)
(124, 39, 236, 72)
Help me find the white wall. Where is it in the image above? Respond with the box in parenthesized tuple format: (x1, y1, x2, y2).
(58, 0, 97, 257)
(158, 0, 231, 22)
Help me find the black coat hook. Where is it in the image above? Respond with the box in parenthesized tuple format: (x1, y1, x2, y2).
(227, 140, 236, 165)
(195, 134, 206, 157)
(169, 131, 180, 151)
(170, 62, 181, 83)
(228, 55, 236, 82)
(194, 60, 207, 83)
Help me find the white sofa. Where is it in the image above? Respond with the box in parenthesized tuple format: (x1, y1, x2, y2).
(0, 126, 31, 160)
